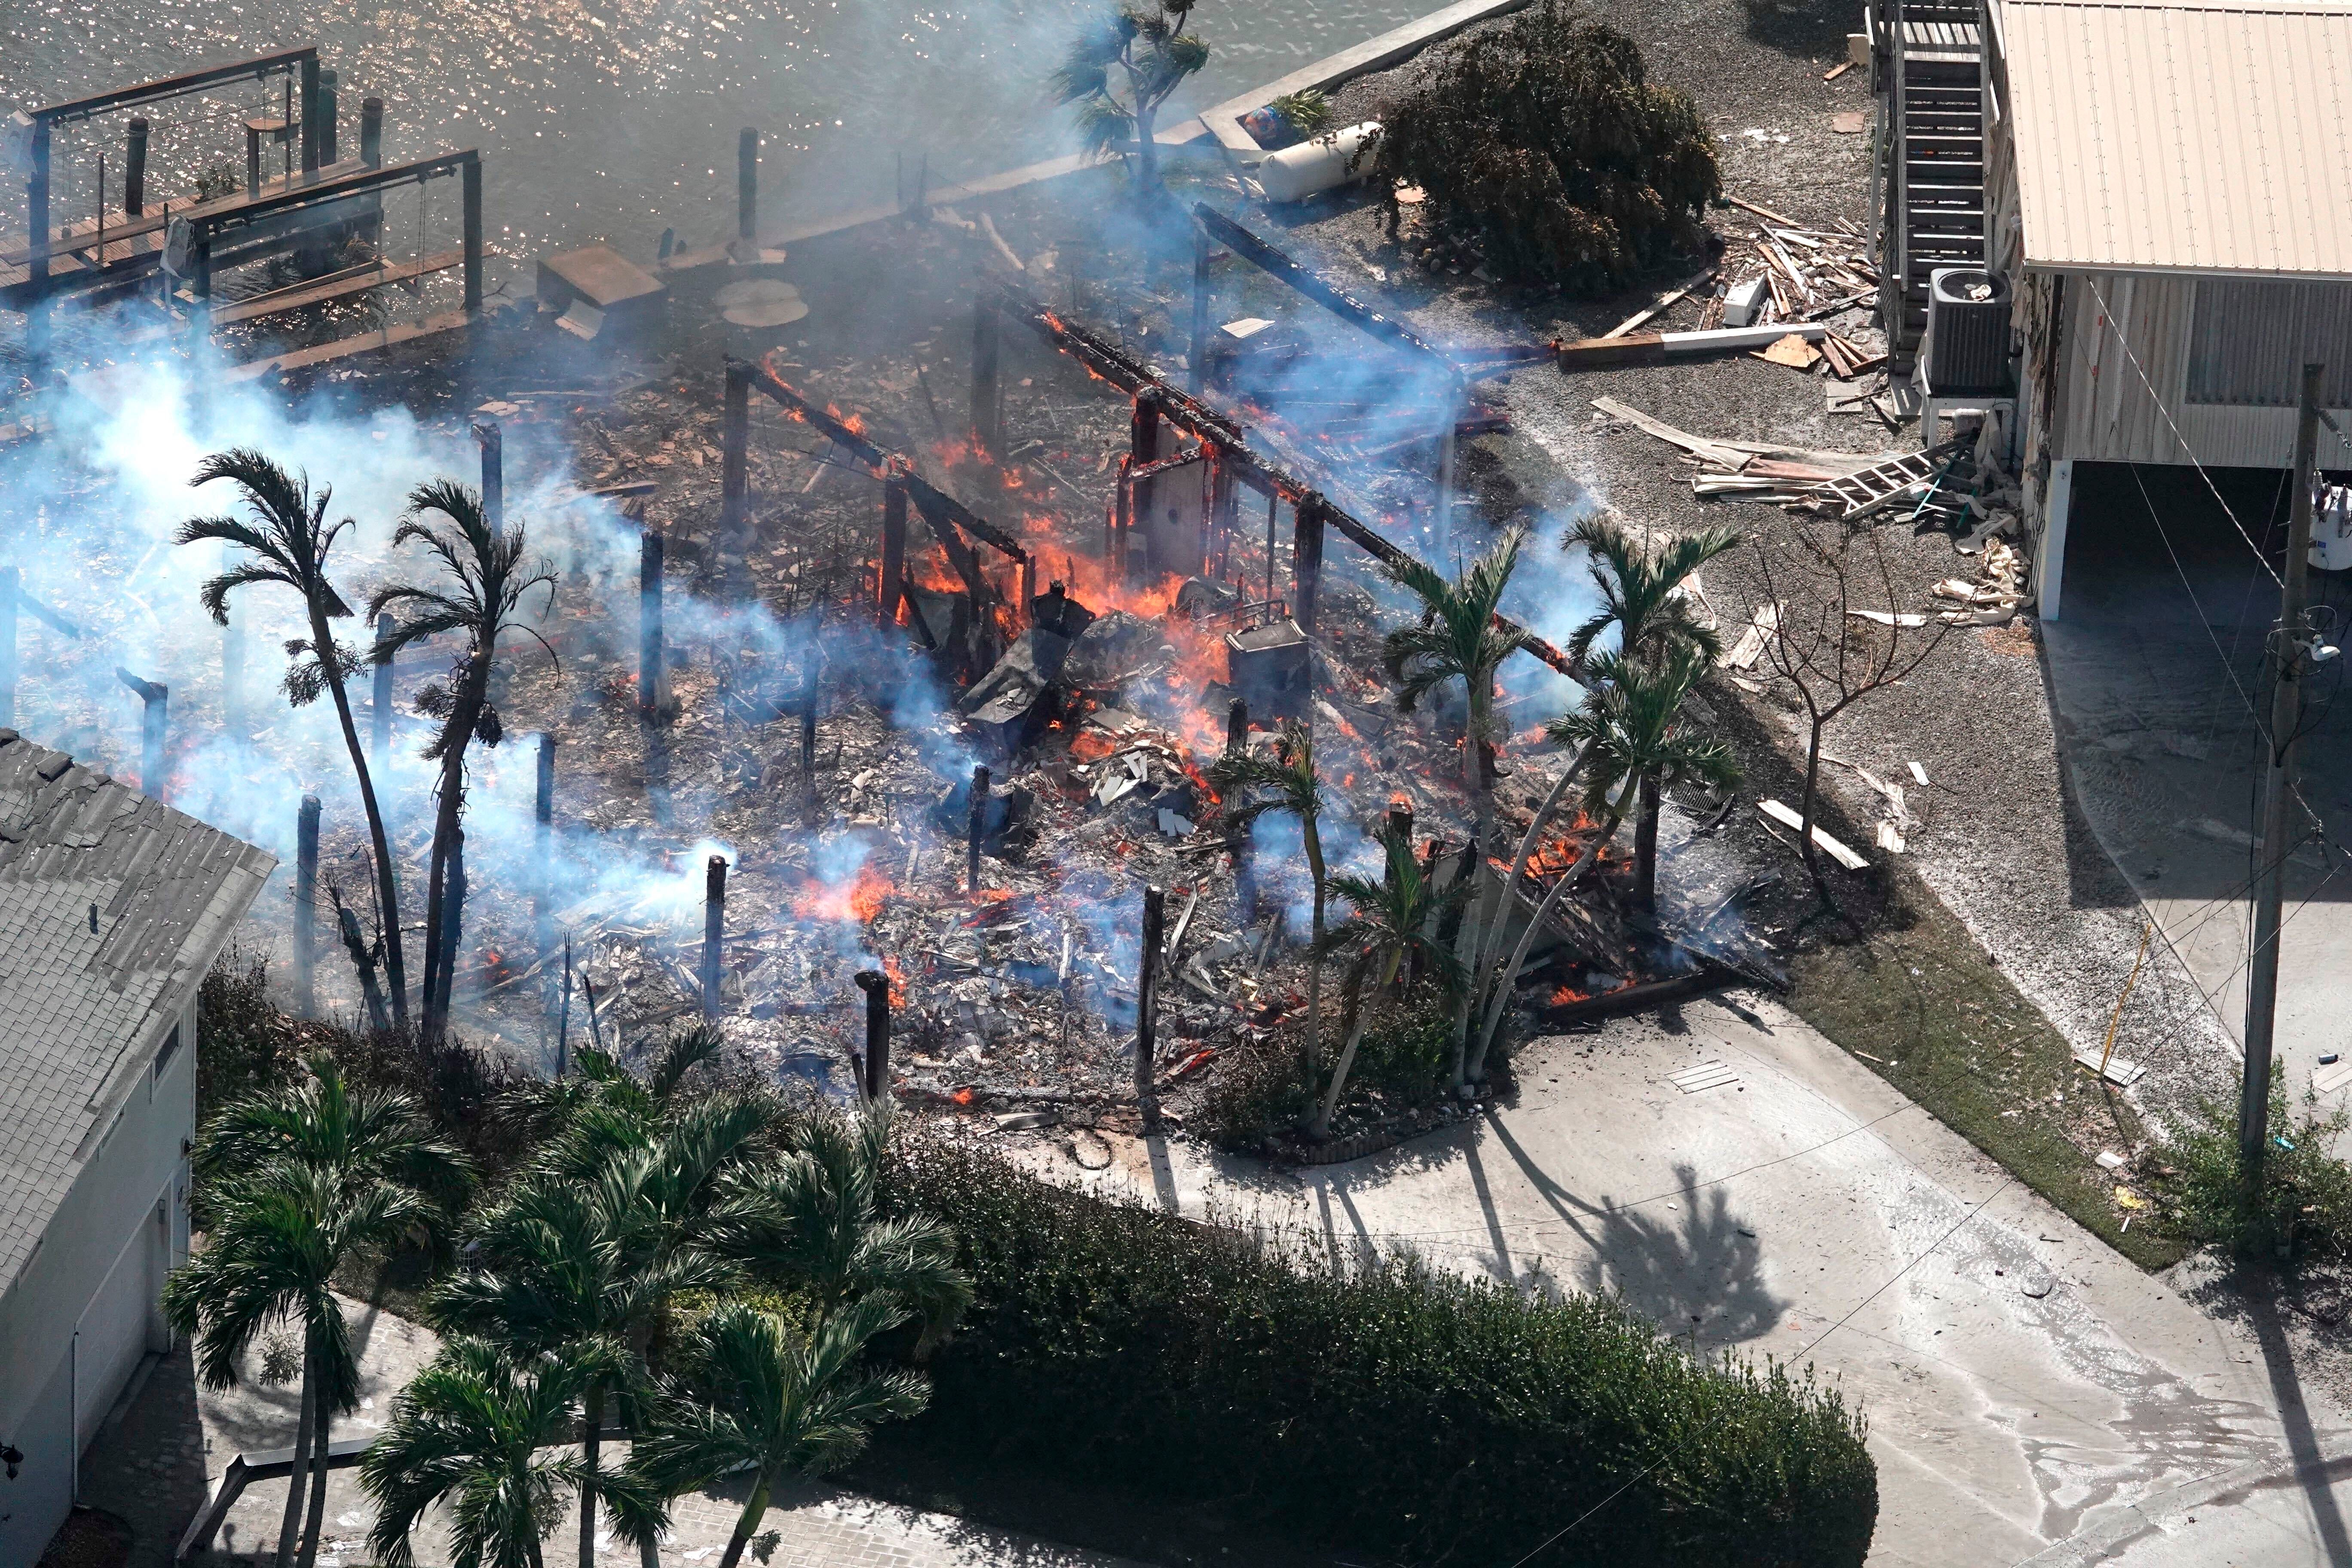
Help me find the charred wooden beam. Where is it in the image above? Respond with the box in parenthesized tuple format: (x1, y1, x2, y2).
(968, 764, 989, 893)
(475, 419, 503, 528)
(879, 475, 909, 629)
(1194, 204, 1458, 371)
(971, 297, 1002, 457)
(722, 357, 751, 557)
(639, 527, 665, 724)
(737, 127, 760, 244)
(534, 734, 555, 971)
(124, 118, 148, 218)
(984, 279, 1578, 681)
(1291, 499, 1325, 644)
(1189, 222, 1212, 398)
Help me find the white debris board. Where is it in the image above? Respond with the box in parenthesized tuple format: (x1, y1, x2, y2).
(1669, 1060, 1740, 1094)
(1758, 799, 1871, 870)
(2315, 1059, 2352, 1097)
(2071, 1050, 2147, 1088)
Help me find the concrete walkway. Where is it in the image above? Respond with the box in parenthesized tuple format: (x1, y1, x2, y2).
(1041, 993, 2352, 1567)
(87, 1295, 1133, 1568)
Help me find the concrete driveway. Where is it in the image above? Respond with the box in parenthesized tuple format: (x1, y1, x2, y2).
(2042, 463, 2352, 1128)
(1054, 994, 2352, 1566)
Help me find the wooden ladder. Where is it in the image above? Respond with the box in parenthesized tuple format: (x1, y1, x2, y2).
(1813, 438, 1968, 518)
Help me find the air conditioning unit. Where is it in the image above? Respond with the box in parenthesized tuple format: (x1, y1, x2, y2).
(1923, 267, 2012, 396)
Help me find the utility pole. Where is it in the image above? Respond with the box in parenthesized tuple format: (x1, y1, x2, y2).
(2240, 361, 2327, 1188)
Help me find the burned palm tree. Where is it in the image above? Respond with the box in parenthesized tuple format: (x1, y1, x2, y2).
(179, 449, 411, 1028)
(369, 479, 557, 1042)
(1050, 0, 1210, 189)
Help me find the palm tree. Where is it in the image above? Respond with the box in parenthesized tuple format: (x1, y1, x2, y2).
(361, 1337, 665, 1568)
(628, 1299, 931, 1568)
(434, 1095, 769, 1568)
(1306, 830, 1466, 1140)
(1562, 514, 1740, 670)
(368, 479, 557, 1041)
(166, 1057, 466, 1568)
(1464, 647, 1738, 1078)
(180, 449, 410, 1026)
(1209, 720, 1332, 1081)
(719, 1102, 971, 1350)
(1381, 526, 1531, 1092)
(1050, 0, 1209, 189)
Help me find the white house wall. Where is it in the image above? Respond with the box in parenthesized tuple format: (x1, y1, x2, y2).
(0, 993, 196, 1568)
(2054, 270, 2352, 468)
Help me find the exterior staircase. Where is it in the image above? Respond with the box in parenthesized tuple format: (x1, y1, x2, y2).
(1883, 0, 1987, 364)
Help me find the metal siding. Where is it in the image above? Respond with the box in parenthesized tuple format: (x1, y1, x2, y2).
(2184, 279, 2352, 405)
(2006, 0, 2352, 277)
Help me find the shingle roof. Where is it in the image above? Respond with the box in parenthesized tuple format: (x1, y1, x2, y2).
(2005, 0, 2352, 277)
(0, 730, 276, 1298)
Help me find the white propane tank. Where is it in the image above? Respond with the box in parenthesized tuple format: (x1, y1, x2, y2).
(1253, 122, 1381, 204)
(2312, 483, 2352, 572)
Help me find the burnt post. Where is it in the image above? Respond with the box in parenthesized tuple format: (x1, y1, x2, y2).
(299, 53, 321, 173)
(737, 127, 760, 244)
(0, 565, 18, 730)
(533, 734, 556, 970)
(475, 419, 503, 528)
(1137, 884, 1165, 1133)
(639, 527, 665, 723)
(1225, 696, 1248, 756)
(557, 938, 573, 1078)
(722, 358, 751, 567)
(1111, 456, 1133, 580)
(1127, 393, 1162, 577)
(1189, 222, 1212, 396)
(854, 970, 891, 1101)
(967, 764, 989, 893)
(294, 794, 322, 1019)
(359, 97, 384, 168)
(371, 612, 395, 773)
(1292, 496, 1326, 644)
(1385, 802, 1415, 859)
(116, 668, 167, 800)
(879, 473, 909, 628)
(124, 119, 149, 218)
(245, 121, 264, 198)
(700, 855, 727, 1020)
(971, 299, 1001, 458)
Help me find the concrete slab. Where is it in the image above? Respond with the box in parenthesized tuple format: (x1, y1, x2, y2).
(537, 244, 666, 316)
(2040, 462, 2352, 1142)
(1036, 995, 2352, 1565)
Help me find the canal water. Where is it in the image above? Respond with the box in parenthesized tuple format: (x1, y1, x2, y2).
(1, 0, 1428, 271)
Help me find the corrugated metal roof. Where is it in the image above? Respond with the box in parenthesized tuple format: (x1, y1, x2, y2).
(0, 730, 275, 1299)
(2005, 0, 2352, 277)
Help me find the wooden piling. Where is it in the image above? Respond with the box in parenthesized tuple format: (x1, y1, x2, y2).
(737, 128, 760, 243)
(722, 357, 751, 562)
(299, 54, 321, 173)
(461, 158, 483, 313)
(317, 70, 338, 166)
(1137, 885, 1165, 1133)
(1, 565, 18, 730)
(700, 854, 726, 1020)
(245, 123, 263, 198)
(116, 668, 167, 800)
(855, 970, 891, 1101)
(359, 98, 384, 168)
(967, 765, 989, 893)
(371, 612, 394, 772)
(1189, 223, 1212, 397)
(533, 733, 555, 969)
(639, 528, 665, 724)
(124, 119, 148, 218)
(295, 794, 321, 1020)
(879, 475, 908, 629)
(475, 420, 503, 529)
(1292, 497, 1325, 643)
(1127, 394, 1161, 573)
(970, 300, 1001, 457)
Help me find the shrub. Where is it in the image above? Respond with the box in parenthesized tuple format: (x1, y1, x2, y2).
(196, 951, 302, 1116)
(1371, 1, 1719, 291)
(878, 1132, 1878, 1567)
(2162, 1078, 2352, 1262)
(1193, 1034, 1313, 1151)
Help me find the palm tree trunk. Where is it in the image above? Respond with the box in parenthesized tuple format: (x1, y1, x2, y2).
(276, 1339, 316, 1568)
(421, 658, 486, 1038)
(1633, 771, 1661, 912)
(717, 1474, 772, 1568)
(1473, 740, 1595, 989)
(578, 1381, 603, 1568)
(1133, 95, 1161, 188)
(1312, 953, 1395, 1140)
(1467, 813, 1622, 1082)
(315, 606, 409, 1028)
(436, 832, 468, 1027)
(1302, 815, 1326, 1081)
(1449, 697, 1492, 1093)
(296, 1386, 333, 1568)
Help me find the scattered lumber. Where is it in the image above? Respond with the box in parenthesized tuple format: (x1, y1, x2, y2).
(1757, 799, 1871, 870)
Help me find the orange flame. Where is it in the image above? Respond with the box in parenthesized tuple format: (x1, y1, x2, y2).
(794, 861, 894, 924)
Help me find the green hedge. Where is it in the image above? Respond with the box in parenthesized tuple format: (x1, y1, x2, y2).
(880, 1134, 1877, 1567)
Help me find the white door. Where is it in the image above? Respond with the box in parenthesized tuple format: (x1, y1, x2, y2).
(74, 1201, 160, 1443)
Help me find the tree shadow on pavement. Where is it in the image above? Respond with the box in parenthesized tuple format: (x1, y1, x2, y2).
(73, 1344, 210, 1568)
